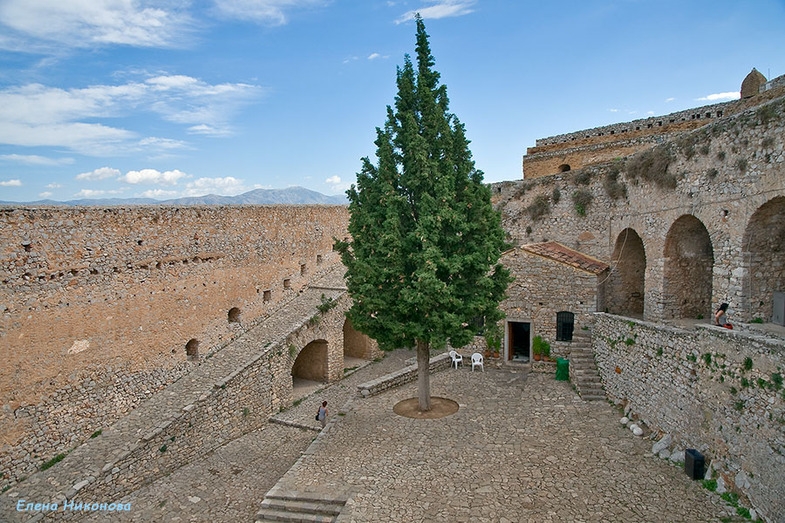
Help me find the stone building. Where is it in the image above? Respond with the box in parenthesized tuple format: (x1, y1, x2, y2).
(495, 69, 785, 521)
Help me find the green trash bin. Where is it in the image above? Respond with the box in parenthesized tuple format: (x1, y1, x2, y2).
(555, 358, 569, 381)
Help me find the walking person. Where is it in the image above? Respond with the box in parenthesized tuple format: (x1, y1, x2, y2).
(316, 400, 328, 428)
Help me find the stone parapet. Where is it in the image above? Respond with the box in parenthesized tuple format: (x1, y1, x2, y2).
(592, 313, 785, 523)
(356, 352, 451, 397)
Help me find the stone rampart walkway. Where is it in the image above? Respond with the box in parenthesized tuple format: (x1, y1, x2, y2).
(1, 265, 349, 522)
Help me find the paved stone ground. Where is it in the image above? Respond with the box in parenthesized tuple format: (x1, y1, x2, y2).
(69, 348, 740, 523)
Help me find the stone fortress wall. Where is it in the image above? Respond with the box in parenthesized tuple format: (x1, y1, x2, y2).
(1, 68, 784, 520)
(0, 205, 350, 485)
(522, 68, 784, 180)
(493, 71, 785, 521)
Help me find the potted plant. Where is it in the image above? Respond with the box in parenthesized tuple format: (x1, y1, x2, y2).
(485, 324, 502, 359)
(532, 335, 551, 362)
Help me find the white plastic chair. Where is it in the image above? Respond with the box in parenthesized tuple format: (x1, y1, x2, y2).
(449, 350, 463, 369)
(471, 352, 484, 372)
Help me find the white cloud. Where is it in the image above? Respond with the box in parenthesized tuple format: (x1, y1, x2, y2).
(121, 168, 189, 185)
(39, 191, 53, 198)
(325, 175, 341, 185)
(183, 176, 247, 196)
(139, 188, 179, 199)
(368, 53, 381, 60)
(396, 0, 476, 24)
(0, 179, 22, 186)
(665, 97, 675, 103)
(0, 0, 195, 51)
(0, 75, 261, 155)
(46, 183, 62, 189)
(76, 166, 122, 181)
(73, 188, 124, 198)
(213, 0, 329, 25)
(0, 153, 74, 166)
(697, 92, 740, 102)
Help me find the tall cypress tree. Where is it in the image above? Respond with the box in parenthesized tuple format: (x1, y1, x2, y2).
(336, 16, 511, 411)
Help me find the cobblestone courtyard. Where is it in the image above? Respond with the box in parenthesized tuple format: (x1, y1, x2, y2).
(70, 349, 742, 522)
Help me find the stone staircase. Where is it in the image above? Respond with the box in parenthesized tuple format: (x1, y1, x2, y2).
(568, 331, 606, 401)
(255, 486, 349, 522)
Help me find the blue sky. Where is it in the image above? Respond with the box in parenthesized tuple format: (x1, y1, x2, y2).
(0, 0, 784, 203)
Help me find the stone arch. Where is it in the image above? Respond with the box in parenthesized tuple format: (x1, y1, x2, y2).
(605, 228, 646, 317)
(227, 307, 241, 323)
(291, 339, 328, 382)
(558, 164, 571, 172)
(343, 319, 370, 359)
(663, 215, 714, 320)
(740, 196, 785, 322)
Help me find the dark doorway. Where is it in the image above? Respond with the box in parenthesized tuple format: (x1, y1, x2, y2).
(508, 321, 531, 362)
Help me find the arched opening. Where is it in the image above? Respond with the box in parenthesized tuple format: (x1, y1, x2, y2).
(558, 164, 571, 172)
(605, 228, 646, 317)
(228, 307, 241, 323)
(663, 215, 714, 320)
(292, 339, 328, 383)
(741, 197, 785, 323)
(343, 319, 369, 359)
(185, 339, 200, 361)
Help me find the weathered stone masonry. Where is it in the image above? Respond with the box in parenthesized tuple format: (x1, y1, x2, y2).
(494, 78, 785, 520)
(0, 205, 349, 486)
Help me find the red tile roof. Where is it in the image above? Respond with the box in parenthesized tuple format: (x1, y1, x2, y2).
(521, 241, 609, 275)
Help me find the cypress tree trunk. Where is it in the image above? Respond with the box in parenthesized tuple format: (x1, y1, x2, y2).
(416, 339, 432, 412)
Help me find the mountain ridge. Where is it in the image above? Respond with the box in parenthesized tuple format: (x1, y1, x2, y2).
(0, 186, 348, 207)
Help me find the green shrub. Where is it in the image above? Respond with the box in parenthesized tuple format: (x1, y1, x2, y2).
(743, 357, 753, 371)
(527, 194, 551, 221)
(551, 187, 561, 205)
(757, 104, 777, 125)
(532, 335, 550, 358)
(574, 170, 592, 186)
(625, 145, 676, 189)
(603, 170, 627, 200)
(702, 478, 717, 492)
(572, 189, 593, 217)
(40, 453, 67, 471)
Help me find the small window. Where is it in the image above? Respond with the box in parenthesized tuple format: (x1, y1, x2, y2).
(556, 311, 574, 341)
(558, 164, 571, 173)
(228, 307, 241, 323)
(283, 278, 291, 289)
(185, 339, 200, 361)
(263, 290, 271, 302)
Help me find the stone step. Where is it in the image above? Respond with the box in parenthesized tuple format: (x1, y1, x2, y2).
(256, 489, 349, 523)
(255, 507, 335, 522)
(579, 393, 607, 401)
(260, 497, 344, 516)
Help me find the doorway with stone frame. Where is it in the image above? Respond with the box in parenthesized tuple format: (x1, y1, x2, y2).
(506, 320, 531, 363)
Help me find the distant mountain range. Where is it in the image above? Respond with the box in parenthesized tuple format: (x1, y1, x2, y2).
(0, 186, 348, 207)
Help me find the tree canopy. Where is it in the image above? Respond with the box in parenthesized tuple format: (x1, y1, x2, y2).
(336, 16, 511, 409)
